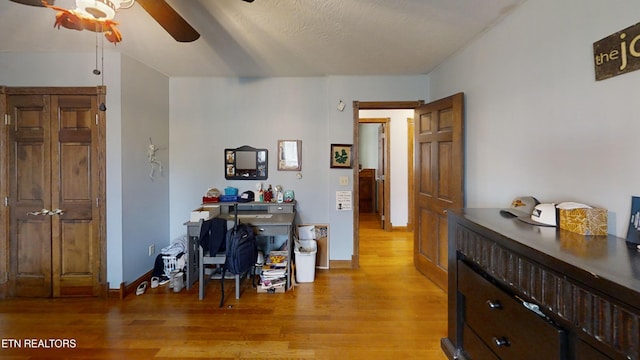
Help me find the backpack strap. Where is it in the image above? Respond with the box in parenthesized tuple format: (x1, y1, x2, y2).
(219, 265, 227, 308)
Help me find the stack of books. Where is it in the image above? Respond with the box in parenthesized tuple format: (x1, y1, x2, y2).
(259, 251, 288, 291)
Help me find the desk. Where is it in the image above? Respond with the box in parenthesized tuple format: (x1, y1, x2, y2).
(183, 221, 203, 290)
(185, 201, 296, 296)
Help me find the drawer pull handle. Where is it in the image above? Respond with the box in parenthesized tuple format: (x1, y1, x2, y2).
(486, 300, 503, 309)
(492, 337, 511, 348)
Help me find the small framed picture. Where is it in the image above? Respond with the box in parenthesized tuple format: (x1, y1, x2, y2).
(330, 144, 353, 169)
(278, 140, 302, 171)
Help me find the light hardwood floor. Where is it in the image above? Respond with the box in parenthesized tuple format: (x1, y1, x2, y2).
(0, 214, 448, 359)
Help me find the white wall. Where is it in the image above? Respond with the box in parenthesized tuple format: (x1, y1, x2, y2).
(120, 55, 170, 284)
(358, 124, 379, 169)
(428, 0, 640, 237)
(170, 76, 428, 260)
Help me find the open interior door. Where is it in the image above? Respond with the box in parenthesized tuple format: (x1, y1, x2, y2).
(413, 93, 464, 291)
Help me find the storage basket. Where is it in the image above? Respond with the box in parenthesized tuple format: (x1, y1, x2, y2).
(163, 255, 178, 277)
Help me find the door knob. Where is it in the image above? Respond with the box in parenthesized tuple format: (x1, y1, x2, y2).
(27, 209, 51, 216)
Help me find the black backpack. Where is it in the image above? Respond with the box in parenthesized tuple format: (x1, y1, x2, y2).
(219, 222, 257, 307)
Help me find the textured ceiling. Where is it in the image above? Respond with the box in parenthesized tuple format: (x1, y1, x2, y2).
(0, 0, 525, 77)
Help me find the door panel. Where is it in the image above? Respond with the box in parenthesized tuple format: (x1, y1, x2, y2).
(52, 95, 100, 297)
(414, 93, 464, 291)
(8, 94, 52, 297)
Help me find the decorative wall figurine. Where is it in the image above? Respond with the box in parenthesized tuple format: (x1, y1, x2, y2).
(148, 137, 163, 180)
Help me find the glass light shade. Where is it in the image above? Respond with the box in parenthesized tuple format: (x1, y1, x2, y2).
(75, 0, 123, 20)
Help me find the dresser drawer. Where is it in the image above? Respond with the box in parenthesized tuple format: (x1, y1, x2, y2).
(252, 225, 290, 236)
(463, 323, 499, 360)
(458, 261, 566, 360)
(267, 204, 294, 214)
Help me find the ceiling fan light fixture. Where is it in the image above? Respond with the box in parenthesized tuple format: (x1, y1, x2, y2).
(75, 0, 124, 20)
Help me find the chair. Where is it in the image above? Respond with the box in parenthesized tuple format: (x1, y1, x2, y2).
(197, 217, 246, 301)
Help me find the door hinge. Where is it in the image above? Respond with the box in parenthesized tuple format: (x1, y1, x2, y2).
(96, 197, 99, 207)
(95, 114, 98, 125)
(4, 114, 9, 125)
(4, 197, 8, 207)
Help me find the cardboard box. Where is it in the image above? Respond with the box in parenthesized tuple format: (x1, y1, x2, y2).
(558, 207, 608, 236)
(189, 206, 220, 222)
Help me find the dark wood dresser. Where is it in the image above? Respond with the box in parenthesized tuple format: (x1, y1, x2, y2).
(442, 208, 640, 360)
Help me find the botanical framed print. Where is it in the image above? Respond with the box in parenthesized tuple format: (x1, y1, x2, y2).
(278, 140, 302, 171)
(330, 144, 353, 169)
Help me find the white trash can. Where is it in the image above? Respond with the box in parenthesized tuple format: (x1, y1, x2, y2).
(294, 240, 317, 283)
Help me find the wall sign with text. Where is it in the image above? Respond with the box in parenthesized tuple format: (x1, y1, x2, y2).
(594, 21, 640, 81)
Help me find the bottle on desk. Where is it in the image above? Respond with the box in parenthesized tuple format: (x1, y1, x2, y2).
(264, 185, 273, 202)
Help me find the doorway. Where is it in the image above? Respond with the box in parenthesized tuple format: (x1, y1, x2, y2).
(358, 118, 390, 231)
(352, 101, 423, 269)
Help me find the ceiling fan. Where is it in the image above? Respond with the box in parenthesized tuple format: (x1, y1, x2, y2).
(9, 0, 255, 43)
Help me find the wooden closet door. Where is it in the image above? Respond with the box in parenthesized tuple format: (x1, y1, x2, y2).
(51, 95, 101, 297)
(8, 94, 53, 297)
(7, 91, 102, 297)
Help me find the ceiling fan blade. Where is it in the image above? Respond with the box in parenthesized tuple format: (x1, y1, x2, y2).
(9, 0, 55, 6)
(136, 0, 200, 43)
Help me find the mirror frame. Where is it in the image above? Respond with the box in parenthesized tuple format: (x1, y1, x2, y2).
(224, 145, 268, 180)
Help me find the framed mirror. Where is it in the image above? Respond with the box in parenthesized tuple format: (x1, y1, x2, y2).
(225, 145, 268, 180)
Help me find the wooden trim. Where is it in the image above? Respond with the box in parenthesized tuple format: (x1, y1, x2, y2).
(391, 226, 408, 232)
(2, 87, 103, 95)
(352, 102, 360, 269)
(330, 260, 353, 269)
(108, 288, 121, 299)
(119, 269, 153, 299)
(382, 122, 391, 231)
(97, 87, 108, 294)
(358, 101, 423, 109)
(407, 117, 415, 232)
(0, 86, 7, 295)
(358, 117, 388, 124)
